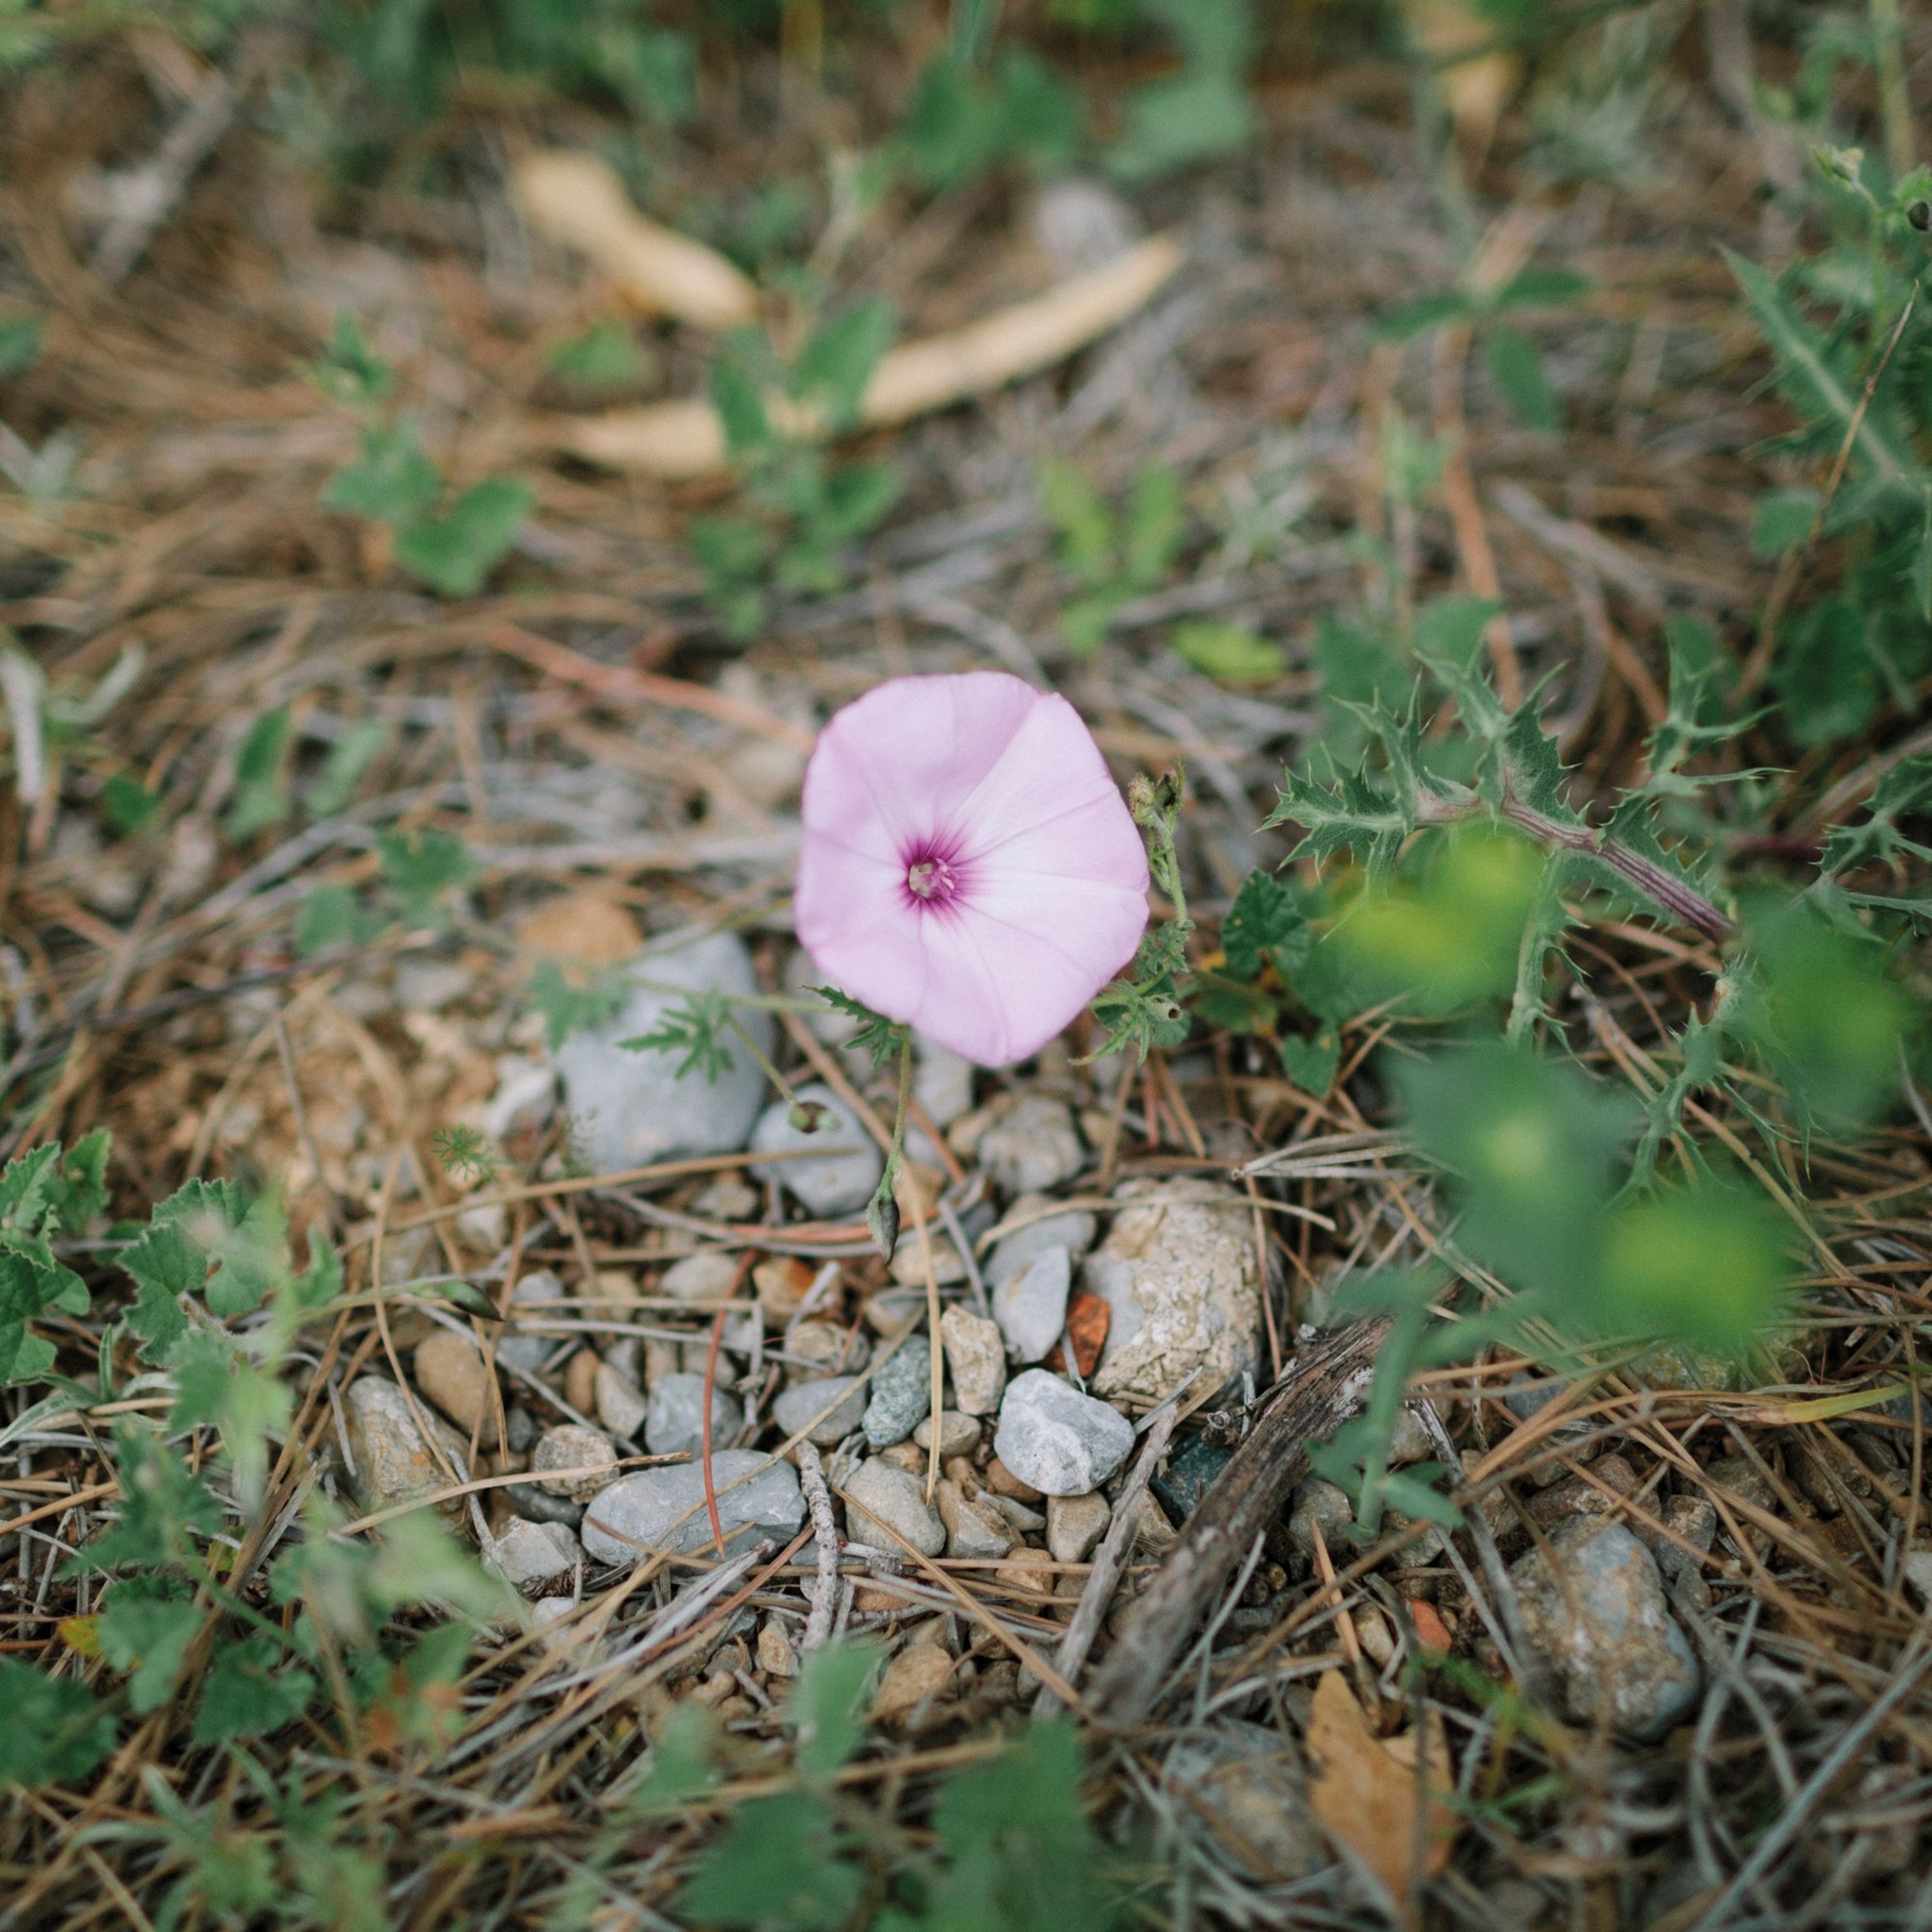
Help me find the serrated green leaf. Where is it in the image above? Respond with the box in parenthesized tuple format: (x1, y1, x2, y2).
(395, 477, 532, 597)
(1221, 869, 1309, 980)
(97, 1574, 201, 1714)
(619, 989, 736, 1084)
(0, 1657, 115, 1789)
(1279, 1027, 1340, 1095)
(377, 827, 475, 923)
(192, 1631, 316, 1745)
(324, 423, 440, 525)
(674, 1790, 863, 1931)
(75, 1424, 222, 1573)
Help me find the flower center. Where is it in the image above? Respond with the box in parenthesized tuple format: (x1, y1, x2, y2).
(906, 857, 955, 901)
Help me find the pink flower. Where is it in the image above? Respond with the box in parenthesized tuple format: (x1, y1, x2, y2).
(796, 672, 1150, 1067)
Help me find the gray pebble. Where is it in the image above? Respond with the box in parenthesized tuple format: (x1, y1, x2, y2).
(750, 1082, 882, 1219)
(644, 1372, 743, 1457)
(580, 1451, 805, 1563)
(979, 1096, 1085, 1195)
(497, 1270, 567, 1374)
(863, 1336, 933, 1448)
(985, 1195, 1097, 1289)
(992, 1244, 1071, 1365)
(774, 1375, 867, 1447)
(843, 1458, 945, 1557)
(992, 1369, 1134, 1497)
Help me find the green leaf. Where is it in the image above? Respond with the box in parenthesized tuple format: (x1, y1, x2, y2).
(1170, 619, 1284, 686)
(789, 1638, 880, 1783)
(1723, 247, 1919, 492)
(377, 826, 476, 924)
(0, 314, 43, 380)
(323, 423, 440, 525)
(711, 336, 774, 457)
(295, 882, 381, 957)
(1592, 1185, 1790, 1353)
(528, 958, 630, 1050)
(1414, 594, 1502, 672)
(674, 1791, 863, 1931)
(1751, 487, 1818, 556)
(918, 1719, 1119, 1932)
(1122, 467, 1184, 589)
(619, 990, 736, 1084)
(1372, 290, 1475, 343)
(0, 1657, 115, 1789)
(1484, 326, 1560, 431)
(303, 718, 389, 818)
(1492, 266, 1593, 312)
(808, 988, 906, 1069)
(1040, 462, 1116, 583)
(99, 771, 159, 838)
(192, 1631, 316, 1745)
(97, 1574, 201, 1714)
(309, 312, 391, 410)
(792, 299, 896, 431)
(1109, 64, 1257, 181)
(1220, 869, 1309, 980)
(1824, 754, 1932, 874)
(222, 706, 292, 843)
(1279, 1028, 1340, 1095)
(816, 460, 901, 543)
(547, 319, 652, 393)
(76, 1425, 222, 1573)
(395, 477, 533, 597)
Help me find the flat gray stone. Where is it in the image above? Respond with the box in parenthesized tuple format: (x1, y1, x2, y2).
(504, 1480, 584, 1528)
(1513, 1519, 1702, 1741)
(843, 1458, 945, 1557)
(979, 1096, 1085, 1195)
(581, 1450, 805, 1564)
(774, 1375, 867, 1446)
(992, 1244, 1072, 1365)
(486, 1518, 579, 1589)
(936, 1479, 1014, 1558)
(993, 1370, 1134, 1497)
(496, 1270, 566, 1374)
(914, 1039, 975, 1128)
(645, 1372, 743, 1457)
(750, 1082, 882, 1219)
(594, 1360, 648, 1440)
(985, 1195, 1097, 1289)
(913, 1410, 982, 1459)
(555, 931, 775, 1174)
(863, 1336, 932, 1448)
(658, 1248, 742, 1306)
(940, 1307, 1006, 1416)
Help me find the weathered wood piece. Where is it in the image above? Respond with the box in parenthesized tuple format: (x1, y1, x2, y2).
(1087, 1318, 1391, 1726)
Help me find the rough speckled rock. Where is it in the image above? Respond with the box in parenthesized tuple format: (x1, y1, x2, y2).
(486, 1518, 580, 1589)
(843, 1458, 946, 1557)
(992, 1244, 1071, 1365)
(555, 931, 774, 1174)
(863, 1336, 932, 1448)
(940, 1307, 1006, 1416)
(979, 1096, 1085, 1196)
(533, 1424, 619, 1502)
(774, 1375, 867, 1446)
(1084, 1179, 1259, 1404)
(985, 1196, 1098, 1289)
(750, 1083, 883, 1219)
(341, 1377, 470, 1519)
(414, 1329, 493, 1435)
(1046, 1489, 1109, 1565)
(644, 1373, 743, 1457)
(993, 1369, 1134, 1497)
(1513, 1519, 1701, 1741)
(581, 1451, 804, 1563)
(1286, 1478, 1352, 1566)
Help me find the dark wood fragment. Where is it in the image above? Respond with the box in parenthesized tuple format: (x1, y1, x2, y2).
(1087, 1318, 1391, 1726)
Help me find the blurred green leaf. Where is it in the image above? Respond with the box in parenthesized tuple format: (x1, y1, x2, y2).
(792, 299, 896, 431)
(0, 1658, 114, 1789)
(1171, 619, 1284, 686)
(1593, 1185, 1790, 1353)
(1485, 326, 1561, 431)
(97, 1574, 200, 1714)
(223, 706, 291, 843)
(395, 477, 532, 597)
(789, 1638, 880, 1782)
(1752, 488, 1818, 556)
(377, 827, 476, 924)
(674, 1791, 863, 1931)
(0, 314, 42, 380)
(547, 319, 652, 393)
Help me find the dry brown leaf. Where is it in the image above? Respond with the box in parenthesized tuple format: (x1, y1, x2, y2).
(513, 892, 642, 974)
(513, 150, 760, 330)
(1304, 1669, 1457, 1921)
(536, 234, 1185, 479)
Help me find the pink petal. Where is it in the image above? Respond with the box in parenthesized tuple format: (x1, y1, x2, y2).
(795, 672, 1150, 1067)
